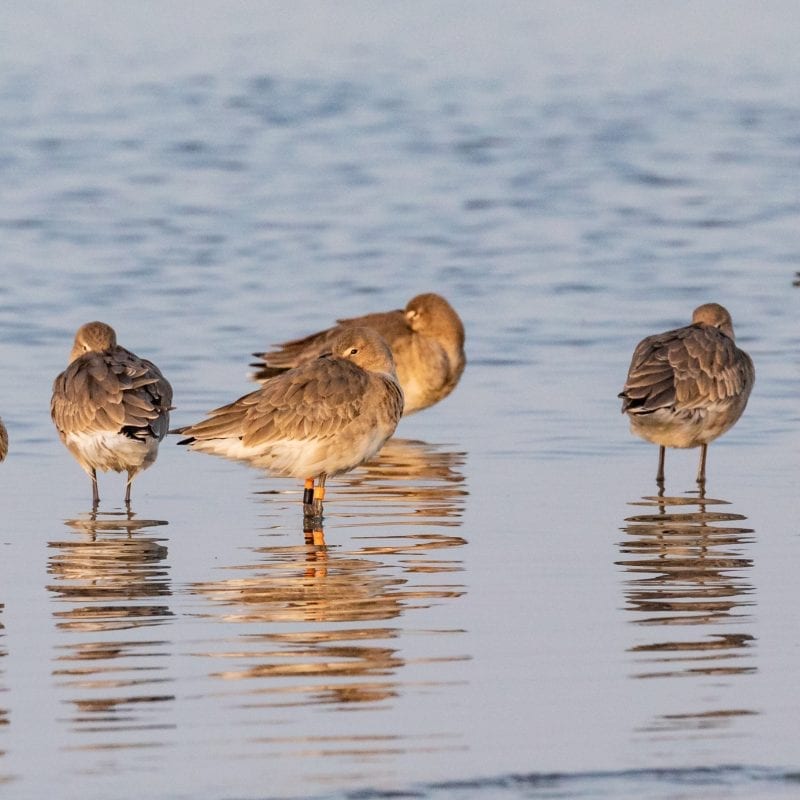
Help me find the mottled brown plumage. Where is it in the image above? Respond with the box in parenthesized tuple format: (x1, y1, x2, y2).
(250, 293, 465, 415)
(177, 327, 404, 519)
(0, 417, 7, 462)
(51, 321, 173, 506)
(619, 303, 754, 484)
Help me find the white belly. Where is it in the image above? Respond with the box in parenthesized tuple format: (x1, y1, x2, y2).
(629, 404, 745, 449)
(188, 428, 391, 479)
(65, 431, 159, 475)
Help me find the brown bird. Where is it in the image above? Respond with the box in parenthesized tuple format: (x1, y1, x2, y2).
(177, 327, 404, 519)
(619, 303, 754, 485)
(250, 292, 465, 415)
(0, 417, 7, 462)
(51, 321, 173, 507)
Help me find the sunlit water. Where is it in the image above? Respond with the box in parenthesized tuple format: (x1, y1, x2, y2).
(1, 3, 800, 798)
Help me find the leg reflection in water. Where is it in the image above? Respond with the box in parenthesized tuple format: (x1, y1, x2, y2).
(47, 509, 173, 749)
(617, 487, 757, 736)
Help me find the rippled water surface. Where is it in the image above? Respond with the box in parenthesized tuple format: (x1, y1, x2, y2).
(2, 3, 800, 798)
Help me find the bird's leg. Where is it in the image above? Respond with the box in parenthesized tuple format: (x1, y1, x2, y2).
(312, 474, 327, 520)
(302, 478, 316, 522)
(125, 471, 134, 507)
(91, 469, 100, 509)
(696, 444, 708, 486)
(656, 446, 666, 484)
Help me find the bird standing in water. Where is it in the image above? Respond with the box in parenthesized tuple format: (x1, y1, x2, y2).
(51, 321, 173, 507)
(250, 293, 464, 416)
(176, 327, 404, 522)
(619, 303, 754, 486)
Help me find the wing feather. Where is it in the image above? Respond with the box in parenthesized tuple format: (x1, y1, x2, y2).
(620, 325, 753, 414)
(52, 347, 173, 440)
(251, 309, 407, 372)
(178, 357, 369, 447)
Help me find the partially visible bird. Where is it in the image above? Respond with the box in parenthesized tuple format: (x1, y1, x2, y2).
(176, 327, 404, 519)
(250, 292, 465, 415)
(0, 418, 7, 462)
(619, 303, 754, 485)
(51, 321, 173, 507)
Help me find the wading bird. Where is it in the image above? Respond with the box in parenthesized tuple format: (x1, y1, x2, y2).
(251, 293, 464, 415)
(177, 327, 404, 521)
(51, 321, 173, 507)
(619, 303, 754, 485)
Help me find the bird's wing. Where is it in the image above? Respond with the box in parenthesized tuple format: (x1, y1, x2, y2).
(179, 357, 370, 445)
(252, 309, 406, 370)
(672, 328, 754, 409)
(621, 325, 753, 413)
(52, 348, 173, 439)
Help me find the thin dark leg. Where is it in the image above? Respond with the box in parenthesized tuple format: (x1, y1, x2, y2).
(125, 471, 133, 506)
(697, 444, 708, 485)
(91, 469, 100, 508)
(302, 477, 315, 523)
(312, 474, 327, 520)
(312, 474, 326, 543)
(656, 446, 665, 483)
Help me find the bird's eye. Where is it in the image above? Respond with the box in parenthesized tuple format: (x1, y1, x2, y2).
(349, 347, 358, 356)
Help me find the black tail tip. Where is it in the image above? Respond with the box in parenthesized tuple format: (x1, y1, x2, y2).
(249, 364, 289, 380)
(168, 427, 195, 445)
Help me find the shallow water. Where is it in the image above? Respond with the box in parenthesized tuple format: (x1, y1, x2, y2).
(1, 3, 800, 798)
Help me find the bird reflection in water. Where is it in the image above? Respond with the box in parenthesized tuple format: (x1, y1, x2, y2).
(617, 488, 756, 736)
(265, 438, 468, 545)
(336, 437, 467, 523)
(189, 438, 468, 753)
(47, 510, 174, 749)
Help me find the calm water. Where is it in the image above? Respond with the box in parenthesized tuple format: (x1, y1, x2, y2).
(1, 3, 800, 798)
